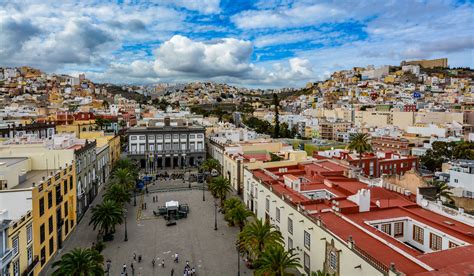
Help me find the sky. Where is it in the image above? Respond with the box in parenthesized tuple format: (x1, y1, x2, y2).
(1, 0, 473, 88)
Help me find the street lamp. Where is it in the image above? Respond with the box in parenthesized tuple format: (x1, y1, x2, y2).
(214, 200, 218, 231)
(236, 245, 241, 276)
(124, 210, 128, 242)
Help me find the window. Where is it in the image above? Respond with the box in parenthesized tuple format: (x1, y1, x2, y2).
(165, 134, 171, 139)
(46, 193, 53, 208)
(181, 143, 187, 150)
(381, 223, 391, 235)
(413, 225, 424, 244)
(304, 231, 311, 249)
(197, 134, 204, 139)
(39, 197, 45, 216)
(49, 216, 54, 234)
(40, 247, 46, 265)
(430, 233, 442, 251)
(148, 135, 154, 140)
(394, 222, 404, 237)
(69, 176, 73, 190)
(49, 237, 54, 256)
(189, 134, 195, 139)
(27, 246, 33, 265)
(40, 224, 45, 243)
(329, 251, 337, 270)
(139, 135, 145, 140)
(276, 207, 280, 222)
(265, 198, 270, 211)
(27, 224, 33, 243)
(449, 241, 458, 248)
(288, 218, 293, 234)
(65, 201, 69, 218)
(13, 260, 19, 276)
(157, 135, 163, 140)
(63, 181, 67, 194)
(288, 237, 293, 250)
(12, 236, 19, 256)
(180, 134, 187, 139)
(173, 134, 179, 139)
(304, 252, 310, 273)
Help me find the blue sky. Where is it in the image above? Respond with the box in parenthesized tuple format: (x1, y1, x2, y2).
(1, 0, 473, 87)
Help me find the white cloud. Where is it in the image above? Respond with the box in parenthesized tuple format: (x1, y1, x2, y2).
(153, 35, 253, 78)
(171, 0, 221, 14)
(232, 3, 345, 29)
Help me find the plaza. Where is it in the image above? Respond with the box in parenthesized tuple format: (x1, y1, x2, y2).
(41, 178, 251, 276)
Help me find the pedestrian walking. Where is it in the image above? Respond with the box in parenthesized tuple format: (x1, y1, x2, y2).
(138, 255, 142, 263)
(123, 263, 127, 273)
(106, 259, 111, 272)
(152, 258, 155, 267)
(174, 253, 179, 263)
(161, 259, 165, 268)
(133, 252, 137, 261)
(131, 263, 134, 272)
(171, 268, 174, 276)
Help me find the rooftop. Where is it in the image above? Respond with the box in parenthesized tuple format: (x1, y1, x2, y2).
(13, 169, 49, 190)
(249, 160, 474, 275)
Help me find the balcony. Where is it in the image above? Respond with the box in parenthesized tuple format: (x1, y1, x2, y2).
(128, 149, 206, 156)
(0, 248, 13, 271)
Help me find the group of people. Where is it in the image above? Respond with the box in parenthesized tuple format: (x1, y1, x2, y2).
(155, 172, 185, 180)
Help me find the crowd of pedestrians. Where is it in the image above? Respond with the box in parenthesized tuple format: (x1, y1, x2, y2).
(113, 251, 197, 276)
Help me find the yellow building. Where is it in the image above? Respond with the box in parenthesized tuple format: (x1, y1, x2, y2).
(221, 141, 308, 194)
(0, 158, 77, 276)
(5, 211, 34, 276)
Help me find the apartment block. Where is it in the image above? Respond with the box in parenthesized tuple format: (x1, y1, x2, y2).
(0, 157, 76, 275)
(243, 160, 473, 275)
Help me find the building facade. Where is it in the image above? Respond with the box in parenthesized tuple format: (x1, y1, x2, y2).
(371, 136, 411, 155)
(74, 140, 97, 219)
(127, 118, 206, 169)
(243, 160, 474, 275)
(0, 122, 56, 139)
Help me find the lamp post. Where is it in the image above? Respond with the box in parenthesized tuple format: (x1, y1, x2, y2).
(202, 172, 206, 202)
(124, 210, 128, 242)
(237, 245, 241, 276)
(214, 200, 218, 231)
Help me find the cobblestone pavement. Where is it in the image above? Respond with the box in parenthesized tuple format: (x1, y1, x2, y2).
(42, 179, 250, 276)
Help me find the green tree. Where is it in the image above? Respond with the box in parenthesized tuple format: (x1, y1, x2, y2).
(254, 245, 301, 276)
(430, 180, 454, 203)
(112, 168, 135, 190)
(227, 202, 253, 231)
(208, 176, 232, 206)
(238, 219, 283, 261)
(52, 247, 104, 276)
(200, 158, 221, 173)
(348, 133, 372, 169)
(103, 183, 131, 206)
(273, 93, 280, 138)
(119, 120, 127, 130)
(421, 141, 474, 172)
(89, 200, 123, 237)
(95, 118, 106, 130)
(224, 197, 243, 226)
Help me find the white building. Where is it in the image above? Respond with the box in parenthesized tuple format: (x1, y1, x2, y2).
(448, 160, 474, 198)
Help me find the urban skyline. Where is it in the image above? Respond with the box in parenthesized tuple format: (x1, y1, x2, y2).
(1, 0, 473, 87)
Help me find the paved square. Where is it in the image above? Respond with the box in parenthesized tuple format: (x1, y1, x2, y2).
(42, 187, 251, 276)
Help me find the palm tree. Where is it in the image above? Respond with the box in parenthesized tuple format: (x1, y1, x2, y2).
(89, 200, 123, 238)
(348, 133, 372, 169)
(430, 180, 454, 203)
(228, 203, 253, 231)
(112, 168, 135, 190)
(311, 270, 334, 276)
(200, 158, 221, 173)
(238, 219, 283, 261)
(224, 197, 243, 226)
(104, 183, 131, 206)
(254, 245, 301, 276)
(52, 247, 104, 276)
(209, 176, 232, 206)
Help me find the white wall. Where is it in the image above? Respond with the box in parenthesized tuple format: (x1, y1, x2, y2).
(0, 190, 32, 220)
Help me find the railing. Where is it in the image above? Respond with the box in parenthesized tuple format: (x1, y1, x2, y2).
(128, 149, 206, 155)
(0, 248, 13, 268)
(352, 243, 389, 274)
(24, 255, 39, 275)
